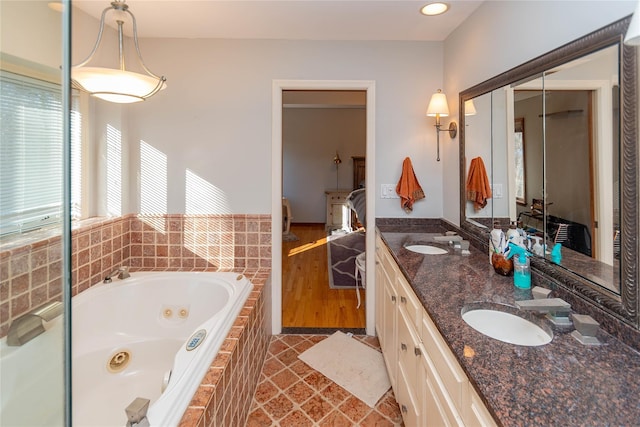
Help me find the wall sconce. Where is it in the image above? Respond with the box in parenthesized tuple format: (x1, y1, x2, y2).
(624, 0, 640, 45)
(333, 151, 342, 189)
(464, 99, 477, 116)
(427, 89, 457, 162)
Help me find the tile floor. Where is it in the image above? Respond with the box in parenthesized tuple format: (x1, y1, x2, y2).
(246, 334, 404, 426)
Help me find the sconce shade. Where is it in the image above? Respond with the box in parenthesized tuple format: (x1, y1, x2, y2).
(72, 0, 166, 103)
(426, 89, 450, 117)
(624, 1, 640, 46)
(464, 99, 477, 116)
(333, 151, 342, 164)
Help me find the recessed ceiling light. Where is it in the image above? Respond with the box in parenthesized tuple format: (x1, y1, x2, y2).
(420, 2, 450, 16)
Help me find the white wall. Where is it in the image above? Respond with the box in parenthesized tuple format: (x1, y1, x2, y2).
(442, 0, 636, 226)
(0, 1, 62, 70)
(283, 108, 365, 223)
(126, 38, 443, 217)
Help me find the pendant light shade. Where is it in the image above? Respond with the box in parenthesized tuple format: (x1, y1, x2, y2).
(72, 0, 166, 103)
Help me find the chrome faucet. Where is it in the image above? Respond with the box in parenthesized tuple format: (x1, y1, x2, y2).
(103, 266, 130, 283)
(516, 297, 572, 326)
(6, 301, 63, 346)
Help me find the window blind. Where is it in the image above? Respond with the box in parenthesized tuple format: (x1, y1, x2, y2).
(0, 70, 65, 235)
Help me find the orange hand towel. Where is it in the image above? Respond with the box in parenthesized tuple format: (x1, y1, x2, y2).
(395, 157, 425, 212)
(466, 157, 492, 211)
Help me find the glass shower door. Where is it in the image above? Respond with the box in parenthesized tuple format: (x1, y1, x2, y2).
(0, 1, 71, 425)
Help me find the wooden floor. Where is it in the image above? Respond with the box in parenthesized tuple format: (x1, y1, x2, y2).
(282, 224, 366, 329)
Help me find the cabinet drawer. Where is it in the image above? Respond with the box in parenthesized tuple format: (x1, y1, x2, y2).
(466, 385, 498, 427)
(397, 274, 422, 332)
(421, 347, 465, 427)
(378, 243, 399, 282)
(421, 312, 468, 412)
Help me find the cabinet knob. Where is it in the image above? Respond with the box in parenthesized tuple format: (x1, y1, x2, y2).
(414, 347, 421, 356)
(400, 296, 407, 304)
(401, 343, 407, 351)
(401, 405, 408, 414)
(391, 295, 396, 303)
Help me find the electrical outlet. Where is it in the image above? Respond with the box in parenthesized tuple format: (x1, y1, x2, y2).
(381, 184, 399, 199)
(492, 183, 503, 199)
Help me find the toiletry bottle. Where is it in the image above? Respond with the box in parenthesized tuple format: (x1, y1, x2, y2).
(506, 222, 519, 243)
(532, 236, 544, 256)
(551, 243, 562, 264)
(489, 222, 505, 265)
(506, 242, 531, 289)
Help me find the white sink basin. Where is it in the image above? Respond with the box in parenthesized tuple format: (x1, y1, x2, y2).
(462, 307, 552, 346)
(405, 245, 448, 255)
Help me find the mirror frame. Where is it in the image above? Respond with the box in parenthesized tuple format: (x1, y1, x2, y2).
(459, 17, 638, 328)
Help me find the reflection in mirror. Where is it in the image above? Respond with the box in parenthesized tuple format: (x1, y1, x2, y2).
(463, 92, 492, 224)
(510, 45, 620, 294)
(459, 17, 637, 328)
(491, 87, 510, 222)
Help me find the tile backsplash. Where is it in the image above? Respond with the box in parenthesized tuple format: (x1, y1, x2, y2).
(0, 213, 272, 337)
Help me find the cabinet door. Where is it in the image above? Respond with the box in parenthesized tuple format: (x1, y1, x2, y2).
(397, 361, 421, 427)
(375, 252, 385, 342)
(466, 386, 498, 427)
(421, 311, 468, 414)
(421, 346, 465, 427)
(381, 278, 397, 388)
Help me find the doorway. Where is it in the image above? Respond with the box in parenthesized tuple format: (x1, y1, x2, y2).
(271, 80, 376, 335)
(281, 90, 366, 331)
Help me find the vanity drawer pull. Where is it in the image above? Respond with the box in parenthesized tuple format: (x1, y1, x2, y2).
(400, 296, 407, 304)
(401, 405, 408, 414)
(414, 347, 421, 356)
(401, 343, 407, 351)
(391, 295, 397, 303)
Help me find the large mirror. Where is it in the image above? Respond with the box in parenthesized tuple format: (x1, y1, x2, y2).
(459, 17, 638, 328)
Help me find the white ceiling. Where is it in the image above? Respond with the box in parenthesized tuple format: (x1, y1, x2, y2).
(72, 0, 484, 41)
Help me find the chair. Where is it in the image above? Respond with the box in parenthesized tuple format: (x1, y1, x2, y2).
(347, 188, 366, 308)
(282, 197, 292, 234)
(354, 252, 366, 309)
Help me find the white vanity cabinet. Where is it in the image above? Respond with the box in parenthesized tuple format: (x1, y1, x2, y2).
(376, 234, 399, 388)
(375, 233, 497, 427)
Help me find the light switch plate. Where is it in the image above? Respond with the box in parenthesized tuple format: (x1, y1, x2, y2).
(492, 183, 503, 199)
(381, 184, 399, 199)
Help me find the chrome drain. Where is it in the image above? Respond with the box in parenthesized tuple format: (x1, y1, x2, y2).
(107, 350, 131, 373)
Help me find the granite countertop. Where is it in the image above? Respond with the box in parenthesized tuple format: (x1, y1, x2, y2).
(378, 228, 640, 427)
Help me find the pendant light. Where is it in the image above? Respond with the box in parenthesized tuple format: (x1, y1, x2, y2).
(72, 0, 166, 103)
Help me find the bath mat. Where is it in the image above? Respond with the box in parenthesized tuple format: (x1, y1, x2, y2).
(298, 331, 390, 408)
(282, 231, 299, 242)
(327, 230, 365, 289)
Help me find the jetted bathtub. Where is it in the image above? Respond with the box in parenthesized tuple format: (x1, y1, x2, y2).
(73, 271, 253, 426)
(1, 271, 253, 426)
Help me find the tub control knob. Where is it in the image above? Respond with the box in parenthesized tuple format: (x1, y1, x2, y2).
(125, 397, 150, 427)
